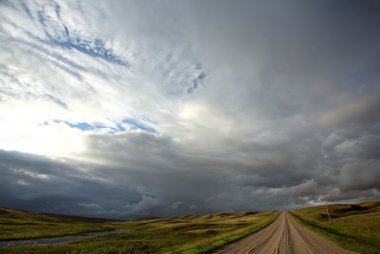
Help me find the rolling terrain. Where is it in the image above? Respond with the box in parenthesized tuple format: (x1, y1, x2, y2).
(1, 201, 379, 254)
(0, 208, 121, 241)
(291, 201, 380, 254)
(0, 208, 277, 253)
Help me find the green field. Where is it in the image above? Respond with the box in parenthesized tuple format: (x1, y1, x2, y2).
(290, 201, 380, 254)
(0, 208, 122, 241)
(0, 208, 278, 254)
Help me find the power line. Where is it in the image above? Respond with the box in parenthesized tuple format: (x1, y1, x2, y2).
(322, 192, 332, 224)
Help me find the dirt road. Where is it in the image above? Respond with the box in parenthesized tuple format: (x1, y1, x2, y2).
(215, 212, 357, 254)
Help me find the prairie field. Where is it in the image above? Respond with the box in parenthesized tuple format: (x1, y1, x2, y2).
(291, 201, 380, 254)
(0, 208, 278, 254)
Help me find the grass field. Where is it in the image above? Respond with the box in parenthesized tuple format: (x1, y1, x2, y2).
(0, 208, 121, 241)
(290, 201, 380, 254)
(0, 208, 278, 254)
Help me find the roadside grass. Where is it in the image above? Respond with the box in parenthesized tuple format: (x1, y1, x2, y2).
(290, 201, 380, 254)
(0, 208, 278, 254)
(177, 211, 279, 254)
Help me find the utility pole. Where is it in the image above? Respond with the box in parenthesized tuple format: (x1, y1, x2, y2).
(322, 192, 331, 224)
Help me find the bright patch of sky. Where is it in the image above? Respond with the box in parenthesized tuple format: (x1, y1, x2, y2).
(0, 0, 204, 158)
(1, 0, 380, 218)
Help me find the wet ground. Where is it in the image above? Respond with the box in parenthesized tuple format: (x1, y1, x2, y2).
(0, 229, 127, 247)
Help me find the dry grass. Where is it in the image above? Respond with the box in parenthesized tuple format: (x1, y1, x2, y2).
(291, 201, 380, 254)
(0, 208, 119, 241)
(0, 208, 278, 254)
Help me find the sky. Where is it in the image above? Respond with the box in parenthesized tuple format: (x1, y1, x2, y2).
(0, 0, 380, 219)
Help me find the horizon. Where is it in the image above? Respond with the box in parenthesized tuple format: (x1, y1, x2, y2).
(1, 0, 380, 219)
(3, 199, 376, 220)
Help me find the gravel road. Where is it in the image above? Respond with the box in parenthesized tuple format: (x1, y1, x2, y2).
(215, 211, 357, 254)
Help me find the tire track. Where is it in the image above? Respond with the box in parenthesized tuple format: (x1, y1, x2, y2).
(215, 212, 357, 254)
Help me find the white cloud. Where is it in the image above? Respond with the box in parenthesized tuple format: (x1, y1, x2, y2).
(0, 0, 206, 159)
(0, 0, 380, 218)
(16, 179, 29, 186)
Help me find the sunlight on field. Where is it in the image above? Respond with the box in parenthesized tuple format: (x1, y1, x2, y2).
(0, 208, 278, 254)
(291, 201, 380, 254)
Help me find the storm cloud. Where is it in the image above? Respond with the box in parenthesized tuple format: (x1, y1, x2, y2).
(0, 0, 379, 218)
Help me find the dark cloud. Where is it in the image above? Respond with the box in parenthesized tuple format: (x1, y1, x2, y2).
(1, 115, 380, 218)
(0, 150, 141, 217)
(339, 161, 380, 192)
(0, 0, 380, 218)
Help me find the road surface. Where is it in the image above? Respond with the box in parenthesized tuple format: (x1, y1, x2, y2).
(215, 212, 357, 254)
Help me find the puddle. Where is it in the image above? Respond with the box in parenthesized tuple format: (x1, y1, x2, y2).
(0, 229, 127, 247)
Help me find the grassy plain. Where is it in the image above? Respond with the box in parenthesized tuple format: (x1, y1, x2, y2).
(0, 208, 119, 241)
(291, 201, 380, 254)
(0, 208, 278, 254)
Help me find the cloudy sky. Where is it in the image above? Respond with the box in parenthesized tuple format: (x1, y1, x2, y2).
(1, 0, 380, 219)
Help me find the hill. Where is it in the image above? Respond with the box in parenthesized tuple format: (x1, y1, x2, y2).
(291, 200, 380, 254)
(0, 208, 278, 254)
(0, 208, 119, 241)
